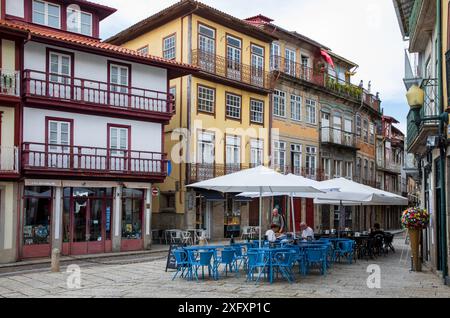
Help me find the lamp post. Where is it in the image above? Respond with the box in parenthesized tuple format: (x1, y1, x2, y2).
(406, 83, 449, 281)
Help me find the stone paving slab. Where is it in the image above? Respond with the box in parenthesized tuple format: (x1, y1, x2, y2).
(0, 239, 449, 298)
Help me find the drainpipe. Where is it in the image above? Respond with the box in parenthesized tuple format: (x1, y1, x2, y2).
(437, 0, 449, 283)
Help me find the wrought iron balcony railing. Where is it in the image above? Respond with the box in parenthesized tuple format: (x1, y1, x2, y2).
(320, 127, 358, 149)
(189, 163, 254, 182)
(22, 142, 166, 177)
(0, 69, 20, 96)
(23, 70, 174, 116)
(271, 56, 381, 113)
(191, 50, 272, 90)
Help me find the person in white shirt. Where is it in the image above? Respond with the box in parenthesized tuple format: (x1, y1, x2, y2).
(300, 222, 314, 240)
(265, 224, 278, 242)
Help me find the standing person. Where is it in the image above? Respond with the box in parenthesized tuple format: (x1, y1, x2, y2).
(300, 222, 315, 240)
(271, 208, 285, 233)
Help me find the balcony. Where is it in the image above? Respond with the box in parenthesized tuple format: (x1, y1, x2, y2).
(23, 70, 174, 122)
(319, 127, 359, 150)
(271, 56, 381, 113)
(22, 142, 167, 181)
(0, 69, 20, 100)
(406, 78, 439, 154)
(191, 50, 272, 93)
(0, 146, 19, 177)
(408, 0, 435, 52)
(189, 163, 255, 182)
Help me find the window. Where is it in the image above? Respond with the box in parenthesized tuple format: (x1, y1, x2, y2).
(305, 146, 317, 177)
(197, 86, 215, 114)
(33, 0, 60, 28)
(273, 90, 286, 117)
(356, 114, 362, 137)
(250, 139, 264, 167)
(109, 126, 129, 156)
(226, 35, 242, 80)
(363, 119, 369, 143)
(197, 131, 215, 165)
(306, 99, 316, 124)
(344, 118, 353, 146)
(271, 43, 281, 70)
(285, 48, 296, 76)
(49, 52, 71, 83)
(322, 158, 331, 179)
(291, 144, 302, 175)
(251, 44, 264, 86)
(364, 159, 369, 180)
(110, 64, 129, 93)
(48, 120, 70, 151)
(250, 99, 264, 124)
(23, 187, 52, 246)
(355, 157, 361, 178)
(226, 93, 241, 120)
(122, 189, 144, 240)
(198, 24, 215, 72)
(137, 46, 149, 55)
(163, 35, 176, 60)
(369, 122, 375, 144)
(334, 160, 343, 178)
(225, 135, 241, 168)
(169, 87, 176, 113)
(290, 94, 302, 121)
(345, 162, 353, 179)
(273, 141, 286, 173)
(67, 5, 92, 36)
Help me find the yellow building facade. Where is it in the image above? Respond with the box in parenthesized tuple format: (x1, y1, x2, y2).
(108, 1, 276, 238)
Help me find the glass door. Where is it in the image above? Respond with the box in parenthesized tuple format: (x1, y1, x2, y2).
(333, 115, 342, 144)
(198, 24, 216, 72)
(321, 113, 330, 142)
(226, 35, 242, 81)
(251, 44, 264, 87)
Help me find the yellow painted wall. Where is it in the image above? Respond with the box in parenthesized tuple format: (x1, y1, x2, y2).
(1, 39, 16, 70)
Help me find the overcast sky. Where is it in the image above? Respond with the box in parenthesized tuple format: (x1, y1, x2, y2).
(96, 0, 408, 133)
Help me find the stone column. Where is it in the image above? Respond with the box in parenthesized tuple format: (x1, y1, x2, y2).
(112, 186, 122, 252)
(143, 185, 152, 250)
(51, 186, 63, 252)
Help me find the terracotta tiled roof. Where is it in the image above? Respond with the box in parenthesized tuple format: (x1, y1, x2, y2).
(0, 19, 197, 72)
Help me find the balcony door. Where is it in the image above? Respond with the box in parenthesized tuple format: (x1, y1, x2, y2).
(47, 119, 72, 169)
(109, 125, 130, 172)
(291, 144, 302, 175)
(333, 115, 342, 144)
(225, 135, 241, 174)
(321, 113, 330, 142)
(109, 63, 130, 107)
(344, 118, 353, 147)
(198, 24, 216, 72)
(226, 35, 242, 81)
(49, 51, 72, 99)
(251, 44, 264, 87)
(197, 131, 215, 180)
(285, 48, 296, 77)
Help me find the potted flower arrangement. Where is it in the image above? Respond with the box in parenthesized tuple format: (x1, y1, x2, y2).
(401, 207, 430, 271)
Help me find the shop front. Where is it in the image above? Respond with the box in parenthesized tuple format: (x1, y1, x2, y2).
(62, 188, 113, 255)
(121, 188, 145, 252)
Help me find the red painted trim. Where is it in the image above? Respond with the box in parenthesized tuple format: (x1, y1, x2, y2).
(46, 47, 75, 98)
(0, 111, 3, 145)
(1, 0, 5, 19)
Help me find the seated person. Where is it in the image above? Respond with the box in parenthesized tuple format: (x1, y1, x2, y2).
(300, 222, 315, 241)
(369, 223, 385, 237)
(265, 224, 278, 243)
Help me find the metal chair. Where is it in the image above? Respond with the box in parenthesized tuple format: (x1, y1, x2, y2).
(305, 246, 328, 275)
(172, 249, 191, 280)
(181, 231, 193, 246)
(246, 250, 268, 283)
(188, 250, 215, 281)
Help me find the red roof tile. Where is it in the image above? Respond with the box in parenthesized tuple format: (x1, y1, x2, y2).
(0, 19, 197, 72)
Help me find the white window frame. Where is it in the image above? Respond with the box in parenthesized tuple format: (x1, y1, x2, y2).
(250, 99, 264, 124)
(290, 94, 302, 121)
(49, 51, 71, 83)
(270, 42, 281, 70)
(291, 144, 302, 174)
(163, 34, 176, 60)
(33, 0, 61, 29)
(306, 99, 317, 124)
(285, 48, 296, 76)
(250, 139, 264, 167)
(273, 141, 286, 172)
(110, 64, 129, 93)
(273, 90, 286, 118)
(198, 86, 215, 113)
(48, 120, 70, 151)
(225, 135, 241, 166)
(66, 6, 92, 36)
(334, 160, 343, 178)
(109, 127, 129, 156)
(225, 93, 241, 120)
(197, 131, 215, 164)
(345, 161, 353, 179)
(305, 146, 317, 177)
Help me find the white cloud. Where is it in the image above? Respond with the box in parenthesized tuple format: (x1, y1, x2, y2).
(95, 0, 408, 132)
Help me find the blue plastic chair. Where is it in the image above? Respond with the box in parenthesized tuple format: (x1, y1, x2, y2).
(172, 249, 190, 280)
(305, 246, 328, 275)
(230, 245, 246, 270)
(333, 240, 355, 264)
(273, 250, 297, 283)
(246, 250, 268, 283)
(215, 249, 238, 278)
(189, 250, 215, 281)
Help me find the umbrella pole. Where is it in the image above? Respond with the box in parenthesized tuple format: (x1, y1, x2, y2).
(339, 200, 343, 238)
(259, 188, 262, 248)
(291, 194, 296, 239)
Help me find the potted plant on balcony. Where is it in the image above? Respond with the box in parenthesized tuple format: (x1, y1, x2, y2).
(1, 73, 15, 94)
(401, 207, 430, 272)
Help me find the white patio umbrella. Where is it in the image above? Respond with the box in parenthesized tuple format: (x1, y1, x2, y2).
(238, 174, 340, 238)
(186, 166, 324, 247)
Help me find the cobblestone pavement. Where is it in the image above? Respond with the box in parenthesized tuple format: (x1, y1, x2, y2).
(0, 239, 449, 298)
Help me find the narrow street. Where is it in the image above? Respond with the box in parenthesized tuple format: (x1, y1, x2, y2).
(0, 238, 448, 298)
